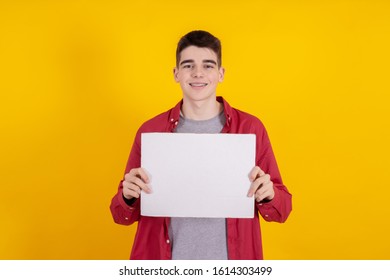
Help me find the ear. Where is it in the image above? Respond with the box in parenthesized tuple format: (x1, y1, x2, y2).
(218, 67, 225, 82)
(173, 67, 179, 82)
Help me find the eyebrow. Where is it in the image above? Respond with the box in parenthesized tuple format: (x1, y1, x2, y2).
(203, 59, 217, 65)
(180, 59, 217, 66)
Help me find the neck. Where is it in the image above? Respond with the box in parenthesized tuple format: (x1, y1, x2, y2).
(181, 97, 222, 121)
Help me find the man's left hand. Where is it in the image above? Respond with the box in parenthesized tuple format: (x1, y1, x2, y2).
(247, 166, 275, 202)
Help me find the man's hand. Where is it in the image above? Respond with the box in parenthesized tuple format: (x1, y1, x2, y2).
(247, 166, 275, 202)
(122, 168, 151, 200)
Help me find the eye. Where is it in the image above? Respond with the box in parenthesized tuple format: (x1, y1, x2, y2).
(182, 64, 192, 69)
(204, 64, 214, 69)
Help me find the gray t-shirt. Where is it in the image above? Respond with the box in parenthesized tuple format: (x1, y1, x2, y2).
(169, 110, 228, 260)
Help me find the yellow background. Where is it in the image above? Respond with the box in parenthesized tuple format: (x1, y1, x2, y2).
(1, 0, 389, 259)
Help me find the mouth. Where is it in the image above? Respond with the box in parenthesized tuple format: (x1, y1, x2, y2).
(189, 83, 208, 88)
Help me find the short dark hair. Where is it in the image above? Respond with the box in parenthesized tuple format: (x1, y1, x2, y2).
(176, 30, 222, 68)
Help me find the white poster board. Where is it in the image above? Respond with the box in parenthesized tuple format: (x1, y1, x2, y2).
(141, 133, 255, 218)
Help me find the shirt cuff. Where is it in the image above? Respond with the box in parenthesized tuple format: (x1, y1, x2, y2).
(122, 194, 137, 206)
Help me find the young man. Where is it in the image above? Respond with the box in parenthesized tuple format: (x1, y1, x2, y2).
(110, 30, 292, 260)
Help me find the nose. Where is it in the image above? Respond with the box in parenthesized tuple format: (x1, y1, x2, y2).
(191, 66, 204, 78)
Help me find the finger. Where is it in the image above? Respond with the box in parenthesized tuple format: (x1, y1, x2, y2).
(124, 172, 132, 182)
(122, 182, 141, 199)
(130, 168, 150, 184)
(258, 168, 265, 177)
(248, 166, 261, 182)
(256, 190, 272, 202)
(126, 168, 151, 193)
(122, 180, 132, 190)
(123, 187, 140, 199)
(254, 181, 271, 196)
(130, 176, 151, 193)
(123, 181, 140, 193)
(248, 166, 266, 182)
(255, 181, 274, 202)
(125, 175, 151, 194)
(247, 174, 271, 196)
(247, 180, 258, 197)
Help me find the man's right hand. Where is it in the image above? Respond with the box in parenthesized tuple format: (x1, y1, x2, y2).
(122, 168, 151, 200)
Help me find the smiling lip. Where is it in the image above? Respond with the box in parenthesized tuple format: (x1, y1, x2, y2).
(189, 83, 208, 87)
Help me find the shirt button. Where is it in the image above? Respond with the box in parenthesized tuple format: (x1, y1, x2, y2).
(170, 118, 174, 122)
(166, 239, 170, 244)
(265, 214, 269, 218)
(258, 203, 263, 206)
(124, 217, 129, 220)
(174, 121, 178, 125)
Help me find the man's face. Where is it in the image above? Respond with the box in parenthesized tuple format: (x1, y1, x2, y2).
(174, 46, 225, 103)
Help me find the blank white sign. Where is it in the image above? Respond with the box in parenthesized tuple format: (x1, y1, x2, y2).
(141, 133, 255, 218)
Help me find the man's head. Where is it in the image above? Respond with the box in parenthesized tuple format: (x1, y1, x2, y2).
(174, 30, 225, 104)
(176, 30, 222, 68)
